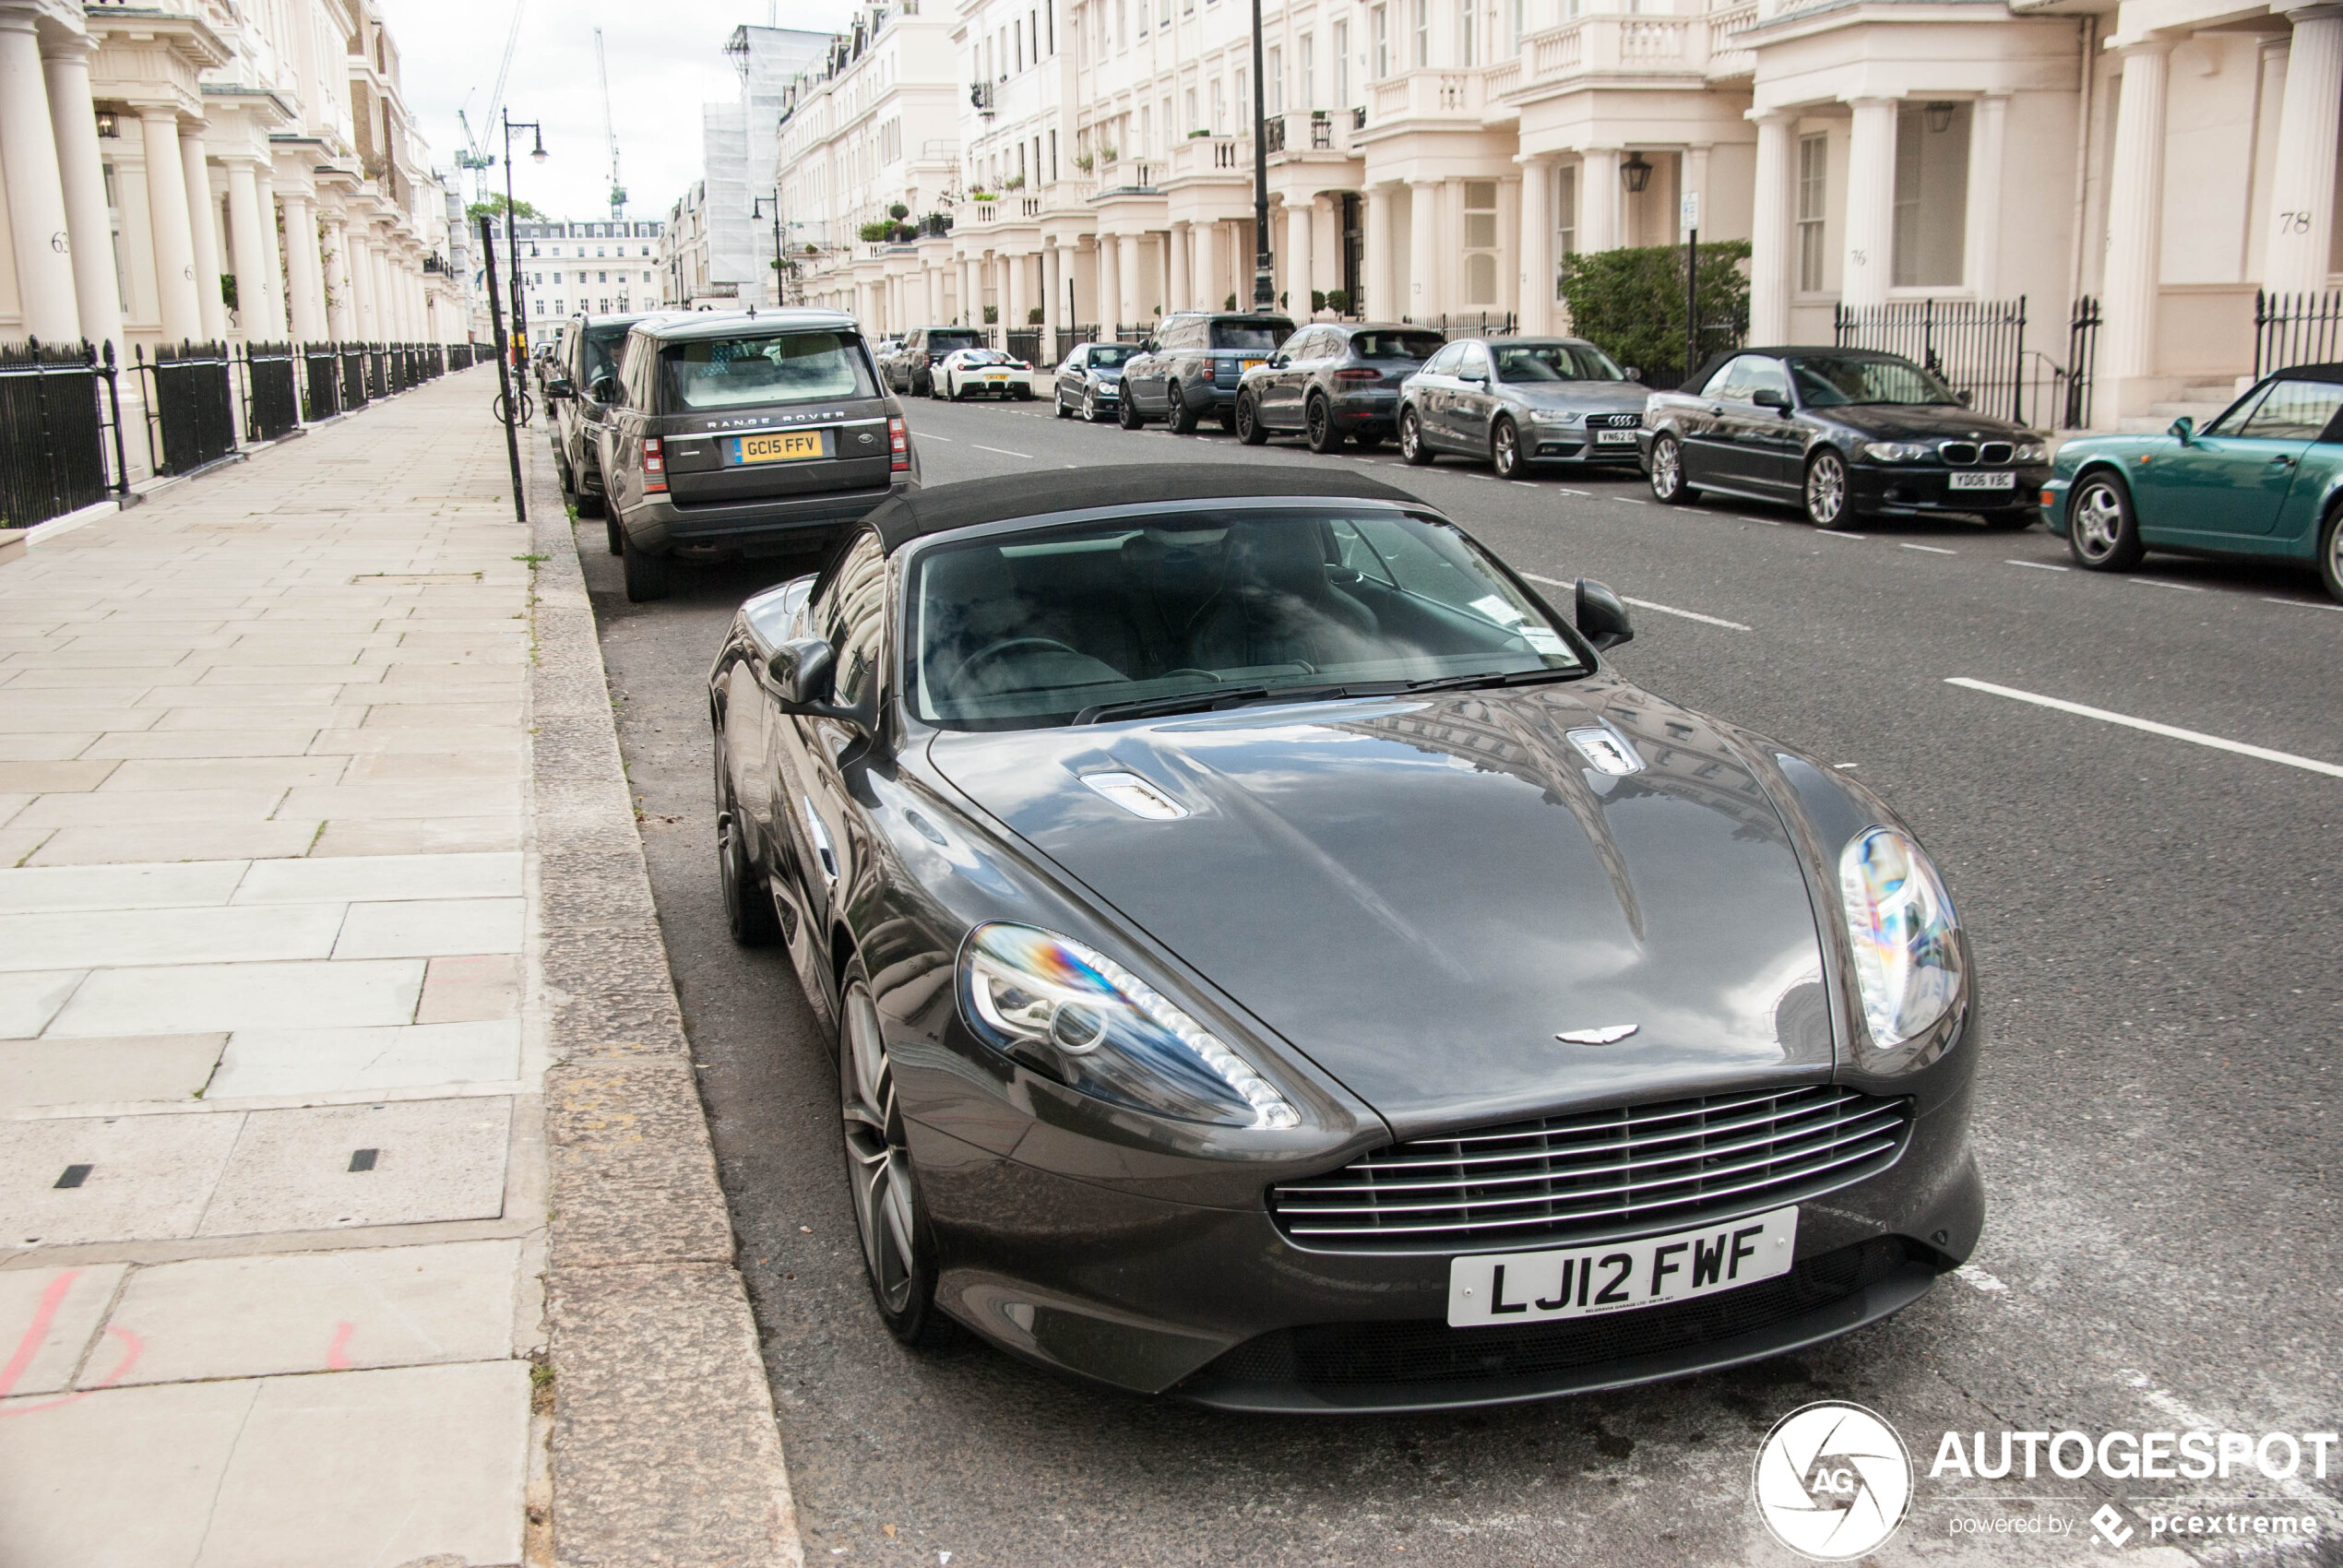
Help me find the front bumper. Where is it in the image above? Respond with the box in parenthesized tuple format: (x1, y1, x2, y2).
(619, 478, 910, 557)
(2040, 476, 2075, 536)
(1849, 463, 2052, 517)
(907, 1060, 1982, 1412)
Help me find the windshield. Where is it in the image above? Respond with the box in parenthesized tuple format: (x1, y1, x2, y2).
(1788, 354, 1957, 407)
(582, 324, 631, 384)
(1211, 320, 1294, 351)
(660, 330, 875, 410)
(927, 331, 985, 353)
(957, 349, 1012, 365)
(1494, 342, 1625, 383)
(1350, 330, 1447, 362)
(908, 509, 1584, 730)
(1086, 345, 1136, 368)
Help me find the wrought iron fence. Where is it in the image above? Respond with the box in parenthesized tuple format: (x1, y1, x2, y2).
(138, 340, 238, 476)
(341, 345, 369, 410)
(1005, 327, 1044, 366)
(1054, 324, 1101, 363)
(1834, 296, 2031, 424)
(366, 345, 388, 401)
(2254, 290, 2343, 377)
(303, 345, 341, 420)
(0, 338, 125, 529)
(1418, 311, 1520, 336)
(240, 341, 302, 442)
(2063, 296, 2101, 429)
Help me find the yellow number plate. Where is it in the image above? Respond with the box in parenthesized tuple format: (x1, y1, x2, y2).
(1241, 359, 1267, 372)
(732, 431, 826, 465)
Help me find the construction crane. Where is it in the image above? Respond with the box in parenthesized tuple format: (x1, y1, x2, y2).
(595, 28, 626, 221)
(454, 0, 529, 208)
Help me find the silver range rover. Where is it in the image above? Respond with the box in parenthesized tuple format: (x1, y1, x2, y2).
(596, 309, 922, 602)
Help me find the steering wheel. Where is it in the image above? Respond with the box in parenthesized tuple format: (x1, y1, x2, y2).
(950, 636, 1087, 688)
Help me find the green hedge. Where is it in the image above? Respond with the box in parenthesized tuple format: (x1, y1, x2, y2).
(1556, 240, 1750, 381)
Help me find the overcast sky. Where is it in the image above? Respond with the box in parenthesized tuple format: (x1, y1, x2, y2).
(380, 0, 861, 224)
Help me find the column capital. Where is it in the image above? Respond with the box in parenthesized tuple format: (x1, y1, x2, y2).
(2104, 32, 2176, 56)
(2282, 3, 2343, 21)
(1839, 93, 1899, 108)
(1746, 106, 1799, 126)
(1512, 150, 1554, 168)
(38, 28, 97, 63)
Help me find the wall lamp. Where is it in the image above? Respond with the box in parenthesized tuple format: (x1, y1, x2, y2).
(1620, 152, 1653, 194)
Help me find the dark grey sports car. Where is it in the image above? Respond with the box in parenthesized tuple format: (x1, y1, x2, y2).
(708, 465, 1983, 1412)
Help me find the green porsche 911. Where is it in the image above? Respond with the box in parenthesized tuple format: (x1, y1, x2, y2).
(2042, 364, 2343, 601)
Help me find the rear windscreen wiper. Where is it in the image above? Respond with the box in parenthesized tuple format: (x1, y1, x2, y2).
(1405, 666, 1587, 695)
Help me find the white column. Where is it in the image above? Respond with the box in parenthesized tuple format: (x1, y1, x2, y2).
(1748, 110, 1796, 343)
(347, 232, 375, 338)
(2266, 6, 2343, 295)
(139, 109, 206, 343)
(1006, 250, 1029, 339)
(1839, 97, 1897, 310)
(370, 243, 392, 338)
(1095, 234, 1115, 329)
(925, 262, 944, 323)
(1116, 232, 1141, 335)
(224, 161, 273, 343)
(1284, 198, 1313, 313)
(254, 169, 288, 338)
(42, 34, 119, 354)
(1517, 156, 1553, 335)
(1962, 95, 2008, 300)
(1407, 180, 1436, 322)
(1203, 220, 1226, 311)
(2099, 40, 2172, 417)
(1169, 221, 1191, 311)
(325, 218, 356, 339)
(958, 256, 976, 327)
(1578, 148, 1620, 253)
(181, 130, 228, 339)
(0, 18, 79, 342)
(1364, 183, 1394, 320)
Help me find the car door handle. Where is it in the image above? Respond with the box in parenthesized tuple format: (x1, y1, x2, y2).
(2267, 454, 2295, 466)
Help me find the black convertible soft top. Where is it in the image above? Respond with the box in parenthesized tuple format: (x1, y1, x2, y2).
(862, 464, 1423, 552)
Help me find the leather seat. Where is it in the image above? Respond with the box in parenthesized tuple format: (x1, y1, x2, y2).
(1184, 523, 1380, 671)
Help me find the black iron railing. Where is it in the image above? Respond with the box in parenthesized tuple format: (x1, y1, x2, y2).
(1835, 296, 2032, 424)
(241, 341, 302, 442)
(0, 338, 125, 529)
(1005, 327, 1044, 366)
(1054, 324, 1101, 363)
(2254, 290, 2343, 378)
(138, 340, 237, 477)
(2064, 295, 2100, 429)
(303, 344, 341, 421)
(341, 345, 369, 410)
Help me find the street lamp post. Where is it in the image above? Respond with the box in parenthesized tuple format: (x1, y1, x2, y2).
(1250, 0, 1274, 308)
(499, 110, 547, 364)
(752, 195, 786, 305)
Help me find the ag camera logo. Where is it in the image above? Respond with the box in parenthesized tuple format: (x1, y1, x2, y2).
(1754, 1401, 1914, 1560)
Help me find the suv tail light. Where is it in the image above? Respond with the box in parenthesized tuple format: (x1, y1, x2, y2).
(888, 417, 909, 472)
(643, 436, 667, 493)
(1333, 367, 1381, 383)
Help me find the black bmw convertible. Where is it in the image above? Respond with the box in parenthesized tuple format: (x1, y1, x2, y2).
(707, 465, 1983, 1412)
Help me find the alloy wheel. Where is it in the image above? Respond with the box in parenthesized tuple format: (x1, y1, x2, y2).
(1085, 389, 1101, 422)
(1306, 397, 1342, 453)
(1805, 452, 1849, 529)
(1236, 394, 1267, 445)
(2071, 483, 2125, 563)
(1650, 435, 1683, 502)
(1492, 420, 1520, 479)
(2324, 511, 2343, 603)
(1400, 409, 1433, 466)
(840, 982, 921, 1321)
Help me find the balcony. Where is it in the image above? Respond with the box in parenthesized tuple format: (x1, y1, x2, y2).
(1168, 134, 1248, 180)
(969, 81, 995, 113)
(1266, 109, 1361, 160)
(1519, 14, 1710, 90)
(1705, 0, 1757, 77)
(1366, 69, 1488, 127)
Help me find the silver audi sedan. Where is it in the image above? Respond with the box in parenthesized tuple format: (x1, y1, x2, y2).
(1398, 337, 1652, 479)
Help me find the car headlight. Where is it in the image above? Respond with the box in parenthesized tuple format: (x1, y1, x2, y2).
(1838, 827, 1963, 1051)
(958, 922, 1301, 1129)
(2012, 441, 2048, 464)
(1860, 441, 1934, 463)
(1529, 409, 1584, 426)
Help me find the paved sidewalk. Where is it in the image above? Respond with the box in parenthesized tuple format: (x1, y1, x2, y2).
(0, 378, 555, 1567)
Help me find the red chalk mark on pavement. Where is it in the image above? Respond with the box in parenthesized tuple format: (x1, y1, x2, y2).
(0, 1271, 78, 1399)
(0, 1326, 141, 1417)
(327, 1320, 355, 1371)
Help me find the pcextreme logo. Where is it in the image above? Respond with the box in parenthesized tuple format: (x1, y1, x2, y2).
(1753, 1401, 1915, 1561)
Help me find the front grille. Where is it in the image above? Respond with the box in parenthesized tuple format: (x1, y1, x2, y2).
(1269, 1085, 1911, 1253)
(1587, 412, 1641, 428)
(1980, 440, 2014, 464)
(1191, 1237, 1920, 1388)
(1939, 441, 1979, 464)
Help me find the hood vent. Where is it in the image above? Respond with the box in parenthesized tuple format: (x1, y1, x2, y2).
(1080, 770, 1189, 820)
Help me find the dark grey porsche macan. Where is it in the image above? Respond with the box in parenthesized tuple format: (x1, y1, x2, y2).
(708, 465, 1983, 1412)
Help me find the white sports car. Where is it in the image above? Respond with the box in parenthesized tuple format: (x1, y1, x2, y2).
(936, 348, 1036, 401)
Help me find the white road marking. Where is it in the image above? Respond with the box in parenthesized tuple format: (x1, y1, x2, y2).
(1955, 1264, 2009, 1294)
(1900, 542, 1958, 555)
(1945, 677, 2343, 780)
(1615, 497, 1647, 505)
(2005, 559, 2066, 571)
(1814, 529, 1867, 540)
(1553, 487, 1591, 495)
(1511, 481, 1538, 488)
(971, 445, 1033, 458)
(2262, 595, 2343, 612)
(1522, 573, 1751, 630)
(2116, 1371, 2342, 1518)
(2131, 576, 2205, 592)
(1739, 516, 1784, 526)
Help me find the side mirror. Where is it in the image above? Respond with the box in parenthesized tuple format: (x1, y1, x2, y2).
(1267, 352, 1288, 368)
(1955, 389, 1974, 407)
(2169, 415, 2194, 443)
(1623, 366, 1643, 383)
(766, 636, 836, 707)
(547, 376, 575, 400)
(589, 374, 620, 405)
(1574, 577, 1635, 651)
(1753, 386, 1790, 411)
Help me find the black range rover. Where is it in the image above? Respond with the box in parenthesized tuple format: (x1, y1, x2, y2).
(596, 310, 920, 601)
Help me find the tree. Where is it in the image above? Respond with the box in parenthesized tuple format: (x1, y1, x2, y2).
(465, 193, 543, 223)
(1556, 240, 1751, 383)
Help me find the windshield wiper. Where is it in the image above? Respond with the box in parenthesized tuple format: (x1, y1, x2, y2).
(1075, 682, 1409, 726)
(1404, 665, 1586, 695)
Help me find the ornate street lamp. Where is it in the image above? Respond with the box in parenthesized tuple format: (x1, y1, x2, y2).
(1621, 153, 1654, 195)
(499, 111, 547, 357)
(1924, 101, 1957, 135)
